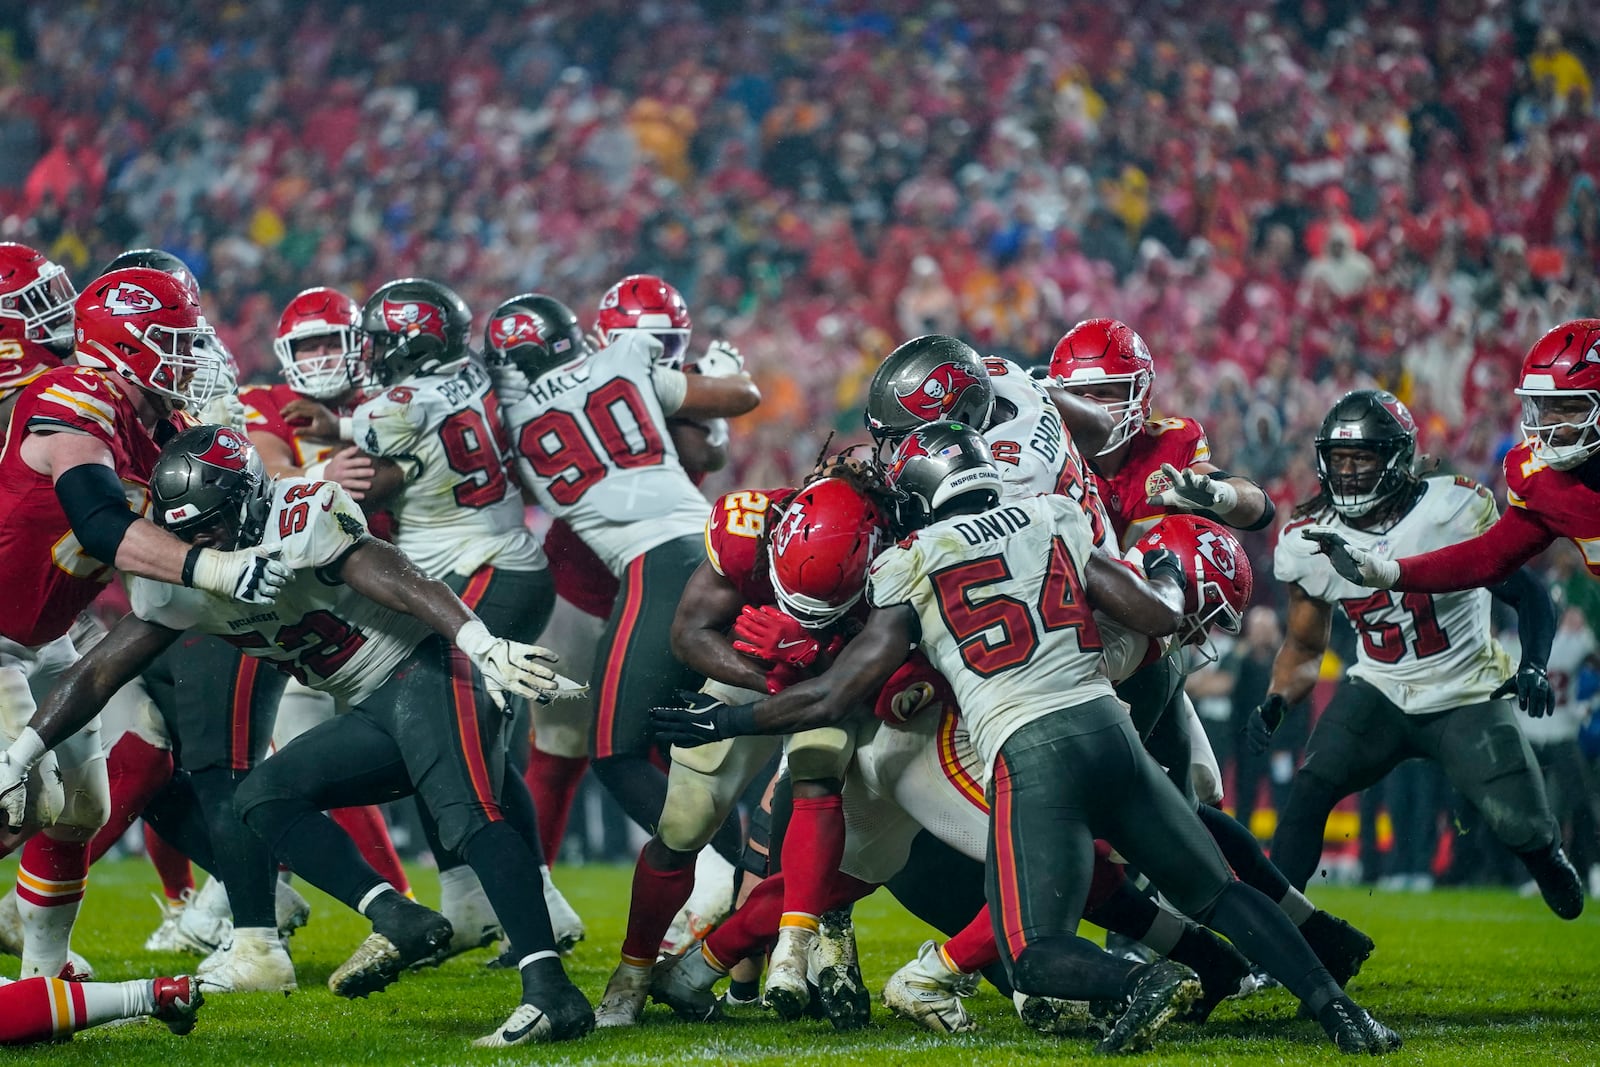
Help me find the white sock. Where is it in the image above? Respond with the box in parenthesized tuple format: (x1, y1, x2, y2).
(438, 865, 483, 907)
(356, 884, 399, 916)
(1282, 887, 1316, 926)
(1139, 909, 1188, 955)
(76, 979, 155, 1024)
(16, 872, 86, 978)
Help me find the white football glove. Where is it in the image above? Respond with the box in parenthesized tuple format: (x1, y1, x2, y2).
(197, 391, 249, 432)
(486, 360, 532, 407)
(455, 620, 561, 701)
(187, 548, 293, 604)
(0, 728, 47, 832)
(1302, 526, 1400, 589)
(1146, 462, 1240, 514)
(694, 340, 745, 378)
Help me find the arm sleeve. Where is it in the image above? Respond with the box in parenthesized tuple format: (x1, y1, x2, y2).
(1395, 506, 1553, 592)
(55, 463, 141, 565)
(1489, 567, 1557, 670)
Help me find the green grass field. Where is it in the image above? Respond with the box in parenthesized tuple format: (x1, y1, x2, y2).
(5, 858, 1598, 1065)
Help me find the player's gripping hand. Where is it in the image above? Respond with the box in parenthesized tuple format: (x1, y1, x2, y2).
(486, 359, 532, 407)
(0, 728, 47, 832)
(732, 604, 820, 668)
(1493, 663, 1554, 718)
(1302, 526, 1400, 588)
(650, 691, 756, 748)
(186, 547, 292, 604)
(693, 340, 745, 378)
(1146, 463, 1239, 514)
(1141, 546, 1188, 593)
(196, 391, 248, 432)
(1247, 693, 1288, 754)
(455, 620, 560, 701)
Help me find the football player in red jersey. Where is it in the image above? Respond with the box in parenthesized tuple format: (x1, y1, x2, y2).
(0, 268, 288, 979)
(1315, 319, 1600, 593)
(0, 242, 76, 432)
(0, 971, 201, 1044)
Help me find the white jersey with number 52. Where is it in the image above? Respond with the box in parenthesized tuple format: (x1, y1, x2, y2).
(502, 334, 707, 576)
(128, 479, 431, 705)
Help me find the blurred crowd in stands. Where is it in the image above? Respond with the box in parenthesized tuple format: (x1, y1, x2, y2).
(2, 0, 1597, 880)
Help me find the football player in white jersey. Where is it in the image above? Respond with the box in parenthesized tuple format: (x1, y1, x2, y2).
(352, 278, 563, 958)
(0, 425, 593, 1048)
(656, 422, 1402, 1055)
(1255, 389, 1582, 919)
(497, 275, 760, 1025)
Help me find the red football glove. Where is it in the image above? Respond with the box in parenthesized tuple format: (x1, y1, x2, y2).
(873, 653, 956, 724)
(765, 660, 807, 695)
(732, 604, 820, 668)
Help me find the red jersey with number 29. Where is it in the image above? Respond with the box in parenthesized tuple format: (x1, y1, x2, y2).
(704, 487, 797, 605)
(1274, 476, 1511, 713)
(1091, 416, 1211, 551)
(866, 493, 1110, 772)
(128, 478, 431, 704)
(0, 366, 169, 647)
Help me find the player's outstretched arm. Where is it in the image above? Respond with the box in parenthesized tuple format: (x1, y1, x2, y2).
(674, 371, 762, 421)
(1248, 583, 1332, 752)
(1391, 506, 1552, 593)
(1084, 548, 1184, 637)
(669, 561, 770, 693)
(1488, 567, 1557, 718)
(1046, 384, 1114, 458)
(0, 614, 178, 829)
(652, 605, 914, 745)
(337, 538, 559, 699)
(1148, 460, 1275, 531)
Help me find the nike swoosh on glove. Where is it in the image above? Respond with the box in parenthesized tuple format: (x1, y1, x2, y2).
(732, 604, 820, 668)
(1145, 463, 1239, 513)
(187, 548, 293, 604)
(1493, 664, 1553, 718)
(1301, 527, 1400, 588)
(650, 691, 741, 748)
(455, 620, 560, 701)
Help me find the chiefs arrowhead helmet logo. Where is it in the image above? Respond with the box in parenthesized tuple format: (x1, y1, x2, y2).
(102, 282, 161, 316)
(380, 298, 446, 344)
(195, 427, 252, 472)
(489, 311, 547, 352)
(1194, 528, 1238, 581)
(894, 362, 983, 422)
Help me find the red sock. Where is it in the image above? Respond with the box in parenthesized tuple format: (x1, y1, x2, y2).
(706, 872, 785, 966)
(0, 976, 87, 1042)
(779, 794, 845, 919)
(619, 853, 695, 963)
(142, 825, 194, 902)
(87, 734, 173, 866)
(524, 747, 587, 865)
(942, 905, 1000, 972)
(329, 807, 410, 896)
(17, 836, 89, 907)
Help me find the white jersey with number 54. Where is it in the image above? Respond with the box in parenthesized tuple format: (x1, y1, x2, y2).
(502, 334, 707, 576)
(128, 478, 431, 705)
(867, 493, 1114, 772)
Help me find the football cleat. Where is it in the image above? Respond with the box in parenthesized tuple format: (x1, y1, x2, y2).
(662, 849, 735, 956)
(176, 878, 233, 957)
(1179, 925, 1255, 1023)
(1013, 991, 1120, 1037)
(1524, 842, 1585, 920)
(195, 929, 297, 993)
(1096, 961, 1200, 1055)
(651, 944, 723, 1021)
(143, 892, 197, 953)
(439, 868, 503, 960)
(762, 924, 818, 1020)
(813, 908, 870, 1031)
(328, 898, 452, 998)
(1298, 910, 1376, 988)
(275, 880, 311, 942)
(474, 980, 593, 1047)
(151, 975, 204, 1035)
(883, 940, 979, 1034)
(593, 960, 653, 1028)
(543, 867, 586, 955)
(1317, 994, 1403, 1054)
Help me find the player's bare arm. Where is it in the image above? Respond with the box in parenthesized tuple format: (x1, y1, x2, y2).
(674, 372, 762, 421)
(357, 455, 409, 509)
(669, 418, 727, 474)
(1245, 582, 1331, 752)
(669, 560, 771, 693)
(1084, 549, 1184, 637)
(1047, 384, 1114, 458)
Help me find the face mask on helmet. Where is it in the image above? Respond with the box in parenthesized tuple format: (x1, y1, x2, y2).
(1315, 442, 1411, 518)
(74, 268, 226, 409)
(150, 426, 273, 552)
(274, 288, 364, 400)
(1518, 391, 1600, 471)
(1049, 319, 1155, 455)
(361, 280, 472, 385)
(0, 259, 76, 353)
(767, 478, 889, 630)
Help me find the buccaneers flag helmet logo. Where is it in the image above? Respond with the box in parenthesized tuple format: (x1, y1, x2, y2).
(380, 298, 446, 343)
(893, 361, 984, 422)
(195, 427, 251, 472)
(488, 311, 545, 351)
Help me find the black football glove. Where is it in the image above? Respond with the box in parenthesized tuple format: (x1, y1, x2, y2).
(649, 691, 757, 748)
(1493, 663, 1553, 719)
(1142, 546, 1188, 594)
(1247, 693, 1289, 754)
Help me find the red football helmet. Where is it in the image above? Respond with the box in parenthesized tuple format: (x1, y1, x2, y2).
(0, 242, 76, 356)
(1516, 318, 1600, 470)
(74, 268, 222, 408)
(595, 274, 691, 367)
(768, 477, 891, 630)
(274, 287, 364, 399)
(1134, 514, 1252, 659)
(1049, 318, 1154, 455)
